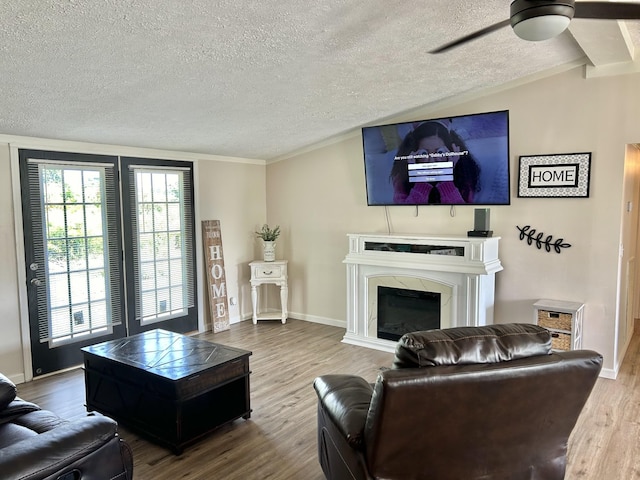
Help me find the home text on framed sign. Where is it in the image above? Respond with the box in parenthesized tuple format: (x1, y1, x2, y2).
(518, 153, 591, 198)
(202, 220, 230, 333)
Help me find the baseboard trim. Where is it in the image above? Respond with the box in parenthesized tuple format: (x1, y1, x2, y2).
(287, 312, 346, 328)
(215, 312, 346, 328)
(599, 368, 617, 380)
(7, 373, 26, 385)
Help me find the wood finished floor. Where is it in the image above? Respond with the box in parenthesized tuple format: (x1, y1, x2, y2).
(15, 319, 640, 479)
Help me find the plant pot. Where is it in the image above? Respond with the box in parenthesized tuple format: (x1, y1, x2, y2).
(263, 241, 276, 262)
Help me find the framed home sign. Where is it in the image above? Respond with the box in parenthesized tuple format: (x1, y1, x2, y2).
(518, 152, 591, 198)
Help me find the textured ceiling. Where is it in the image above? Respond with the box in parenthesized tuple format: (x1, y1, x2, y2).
(1, 1, 638, 161)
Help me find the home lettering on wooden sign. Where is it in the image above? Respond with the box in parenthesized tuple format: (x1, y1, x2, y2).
(202, 220, 230, 333)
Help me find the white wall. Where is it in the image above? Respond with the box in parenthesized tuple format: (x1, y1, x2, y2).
(266, 66, 640, 376)
(196, 159, 267, 325)
(0, 138, 266, 383)
(0, 145, 23, 382)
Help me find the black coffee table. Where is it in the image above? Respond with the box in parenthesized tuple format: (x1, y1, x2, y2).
(81, 329, 252, 454)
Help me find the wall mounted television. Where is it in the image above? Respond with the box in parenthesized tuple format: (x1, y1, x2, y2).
(362, 110, 510, 206)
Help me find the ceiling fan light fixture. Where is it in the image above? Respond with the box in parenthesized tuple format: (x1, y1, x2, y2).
(510, 0, 575, 41)
(512, 14, 571, 41)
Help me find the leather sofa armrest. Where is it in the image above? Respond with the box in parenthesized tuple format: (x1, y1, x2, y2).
(0, 415, 123, 480)
(0, 373, 17, 411)
(313, 374, 374, 449)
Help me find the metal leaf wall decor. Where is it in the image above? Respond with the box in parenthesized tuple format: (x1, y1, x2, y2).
(516, 225, 572, 253)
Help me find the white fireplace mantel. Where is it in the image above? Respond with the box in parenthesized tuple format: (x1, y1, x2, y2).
(343, 233, 503, 352)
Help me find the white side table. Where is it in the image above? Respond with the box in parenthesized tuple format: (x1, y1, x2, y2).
(249, 260, 288, 324)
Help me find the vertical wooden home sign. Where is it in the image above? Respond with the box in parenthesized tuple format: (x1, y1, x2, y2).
(202, 220, 230, 333)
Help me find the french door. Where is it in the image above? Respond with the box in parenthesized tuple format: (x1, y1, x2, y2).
(120, 156, 197, 337)
(19, 150, 198, 377)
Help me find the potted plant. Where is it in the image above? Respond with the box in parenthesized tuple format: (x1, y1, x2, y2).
(255, 224, 280, 261)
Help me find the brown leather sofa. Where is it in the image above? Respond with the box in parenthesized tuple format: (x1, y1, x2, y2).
(0, 372, 133, 480)
(313, 323, 602, 480)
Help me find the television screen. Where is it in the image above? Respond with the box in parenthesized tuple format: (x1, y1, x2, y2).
(362, 110, 510, 206)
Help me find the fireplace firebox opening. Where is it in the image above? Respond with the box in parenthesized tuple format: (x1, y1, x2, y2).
(377, 286, 441, 341)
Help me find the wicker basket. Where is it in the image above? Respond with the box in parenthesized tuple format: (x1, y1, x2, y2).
(537, 310, 572, 332)
(550, 331, 572, 351)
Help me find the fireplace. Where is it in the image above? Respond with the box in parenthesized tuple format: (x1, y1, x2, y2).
(377, 286, 440, 341)
(343, 233, 502, 352)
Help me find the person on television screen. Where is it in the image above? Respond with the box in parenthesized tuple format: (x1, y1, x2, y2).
(389, 120, 480, 204)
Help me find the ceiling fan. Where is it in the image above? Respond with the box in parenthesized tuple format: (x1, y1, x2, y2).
(430, 0, 640, 53)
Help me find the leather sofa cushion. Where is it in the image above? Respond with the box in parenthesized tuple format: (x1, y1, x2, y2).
(14, 409, 67, 433)
(0, 422, 38, 449)
(393, 323, 551, 368)
(0, 373, 17, 411)
(0, 399, 41, 426)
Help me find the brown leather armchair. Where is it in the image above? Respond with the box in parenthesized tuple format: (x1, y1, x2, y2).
(313, 323, 602, 480)
(0, 372, 133, 480)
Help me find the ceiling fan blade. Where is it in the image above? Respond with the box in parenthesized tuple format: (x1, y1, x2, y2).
(429, 19, 511, 53)
(573, 1, 640, 19)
